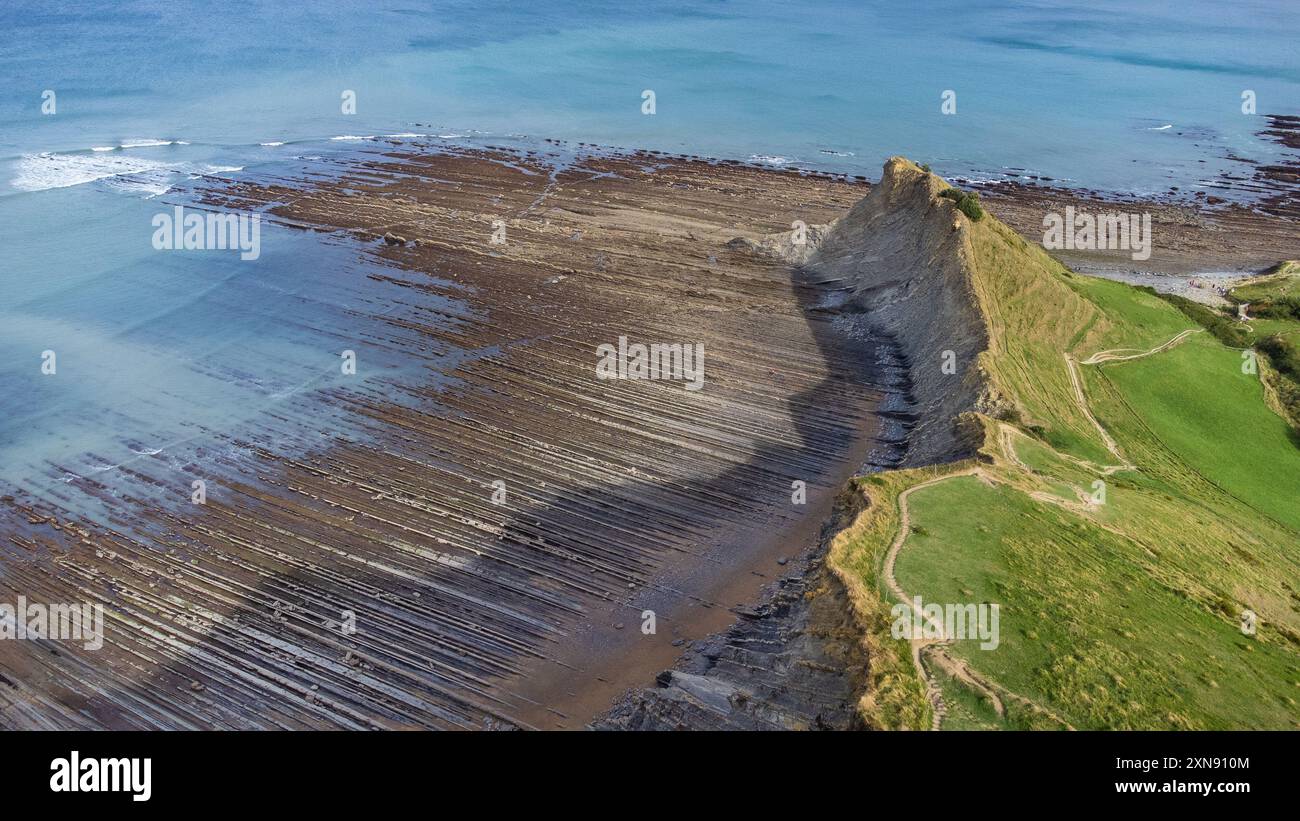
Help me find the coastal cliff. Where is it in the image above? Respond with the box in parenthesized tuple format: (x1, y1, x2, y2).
(595, 157, 1102, 729)
(809, 157, 1010, 466)
(595, 158, 1017, 729)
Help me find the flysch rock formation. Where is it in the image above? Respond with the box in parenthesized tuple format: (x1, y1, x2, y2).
(591, 492, 869, 730)
(1, 145, 895, 730)
(810, 157, 1003, 466)
(593, 158, 1002, 729)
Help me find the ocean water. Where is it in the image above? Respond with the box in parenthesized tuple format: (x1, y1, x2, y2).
(3, 0, 1298, 191)
(1, 0, 1297, 510)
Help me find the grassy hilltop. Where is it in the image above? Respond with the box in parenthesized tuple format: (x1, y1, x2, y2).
(824, 160, 1300, 730)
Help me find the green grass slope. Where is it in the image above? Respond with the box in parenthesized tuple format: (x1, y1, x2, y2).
(829, 162, 1300, 730)
(1232, 260, 1300, 304)
(896, 475, 1299, 729)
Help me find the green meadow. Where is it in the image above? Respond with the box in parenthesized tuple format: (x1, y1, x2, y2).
(896, 468, 1299, 729)
(829, 164, 1300, 730)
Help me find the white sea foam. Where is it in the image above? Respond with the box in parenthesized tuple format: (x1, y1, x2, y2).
(749, 154, 791, 166)
(101, 168, 175, 197)
(120, 139, 178, 148)
(1147, 124, 1173, 131)
(260, 141, 285, 147)
(91, 146, 116, 152)
(331, 135, 375, 141)
(11, 152, 176, 192)
(11, 152, 240, 195)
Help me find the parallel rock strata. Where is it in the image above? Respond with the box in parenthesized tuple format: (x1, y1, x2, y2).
(0, 146, 889, 729)
(807, 158, 997, 466)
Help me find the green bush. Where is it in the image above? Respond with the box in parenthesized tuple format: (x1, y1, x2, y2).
(1257, 334, 1300, 381)
(1258, 361, 1300, 433)
(1148, 289, 1250, 348)
(1245, 296, 1300, 321)
(940, 187, 984, 221)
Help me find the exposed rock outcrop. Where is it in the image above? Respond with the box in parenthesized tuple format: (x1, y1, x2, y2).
(725, 221, 831, 266)
(808, 157, 999, 466)
(591, 508, 870, 731)
(595, 158, 1018, 730)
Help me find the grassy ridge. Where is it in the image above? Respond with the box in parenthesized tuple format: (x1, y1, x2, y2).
(1232, 260, 1300, 304)
(966, 219, 1114, 463)
(829, 166, 1300, 729)
(1230, 264, 1300, 428)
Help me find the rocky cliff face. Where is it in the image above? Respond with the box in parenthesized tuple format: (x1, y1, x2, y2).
(809, 157, 996, 466)
(592, 159, 1012, 730)
(592, 501, 870, 731)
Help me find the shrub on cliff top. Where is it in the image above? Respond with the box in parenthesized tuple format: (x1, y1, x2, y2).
(1258, 333, 1300, 382)
(940, 187, 985, 221)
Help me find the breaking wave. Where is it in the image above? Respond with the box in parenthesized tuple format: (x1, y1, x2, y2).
(11, 151, 241, 195)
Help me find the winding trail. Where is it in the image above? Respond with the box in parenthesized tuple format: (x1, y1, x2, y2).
(1080, 328, 1201, 365)
(879, 468, 980, 727)
(1063, 329, 1201, 474)
(880, 465, 1074, 729)
(1063, 354, 1133, 472)
(880, 328, 1201, 729)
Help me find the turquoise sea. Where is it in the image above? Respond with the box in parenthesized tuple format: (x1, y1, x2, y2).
(1, 0, 1297, 509)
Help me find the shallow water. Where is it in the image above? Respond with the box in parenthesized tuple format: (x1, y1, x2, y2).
(0, 149, 470, 516)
